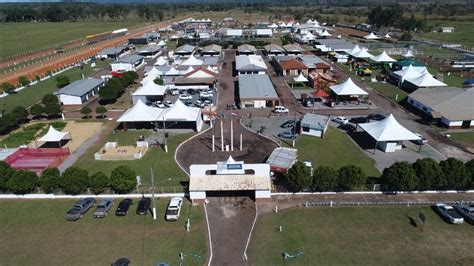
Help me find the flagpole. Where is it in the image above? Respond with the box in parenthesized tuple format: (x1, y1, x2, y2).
(230, 116, 234, 151)
(220, 119, 224, 151)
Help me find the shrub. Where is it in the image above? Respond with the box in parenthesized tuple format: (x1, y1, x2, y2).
(30, 104, 44, 118)
(95, 106, 107, 118)
(412, 158, 445, 190)
(89, 172, 109, 195)
(6, 170, 38, 194)
(40, 168, 61, 194)
(312, 166, 338, 192)
(0, 162, 15, 191)
(154, 77, 164, 85)
(466, 159, 474, 189)
(1, 82, 16, 94)
(338, 165, 366, 191)
(11, 106, 29, 122)
(110, 165, 137, 193)
(286, 161, 312, 192)
(80, 107, 92, 118)
(55, 75, 70, 88)
(381, 162, 418, 191)
(439, 158, 471, 190)
(18, 76, 30, 87)
(61, 167, 89, 195)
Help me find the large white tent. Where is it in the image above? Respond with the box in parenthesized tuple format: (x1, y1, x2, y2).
(320, 30, 332, 37)
(38, 126, 71, 144)
(393, 64, 423, 82)
(330, 78, 368, 96)
(293, 73, 309, 83)
(268, 23, 278, 29)
(359, 114, 421, 152)
(117, 99, 164, 123)
(405, 72, 447, 88)
(347, 45, 361, 56)
(158, 100, 203, 132)
(352, 48, 374, 59)
(182, 55, 204, 66)
(370, 51, 397, 63)
(402, 50, 414, 58)
(364, 32, 380, 40)
(132, 81, 168, 104)
(154, 56, 168, 66)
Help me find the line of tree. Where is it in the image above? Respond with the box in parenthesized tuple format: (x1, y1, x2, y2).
(99, 71, 138, 104)
(0, 163, 138, 195)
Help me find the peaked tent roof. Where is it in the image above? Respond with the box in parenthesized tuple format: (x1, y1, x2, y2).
(330, 78, 368, 96)
(157, 40, 166, 46)
(402, 50, 414, 58)
(393, 64, 423, 81)
(154, 56, 168, 66)
(132, 81, 167, 96)
(268, 23, 278, 28)
(347, 45, 361, 56)
(38, 126, 71, 142)
(364, 32, 380, 40)
(384, 33, 392, 38)
(405, 72, 447, 88)
(158, 99, 201, 122)
(320, 30, 332, 37)
(294, 73, 309, 82)
(117, 100, 164, 122)
(352, 48, 374, 59)
(370, 51, 397, 63)
(359, 114, 420, 142)
(314, 89, 329, 98)
(184, 66, 218, 78)
(182, 55, 204, 66)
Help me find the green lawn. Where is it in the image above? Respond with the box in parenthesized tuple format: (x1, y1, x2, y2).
(74, 131, 194, 188)
(449, 132, 474, 150)
(0, 121, 66, 148)
(295, 128, 380, 177)
(0, 199, 206, 266)
(418, 20, 474, 47)
(250, 206, 474, 265)
(427, 67, 466, 87)
(0, 21, 143, 59)
(1, 59, 110, 112)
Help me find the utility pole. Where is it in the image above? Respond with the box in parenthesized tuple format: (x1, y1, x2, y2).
(220, 119, 224, 151)
(150, 168, 156, 220)
(230, 116, 234, 151)
(292, 112, 297, 147)
(163, 116, 168, 153)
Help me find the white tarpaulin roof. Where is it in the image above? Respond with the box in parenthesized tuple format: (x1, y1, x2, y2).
(158, 99, 201, 121)
(384, 33, 391, 38)
(393, 64, 423, 81)
(352, 48, 374, 59)
(370, 51, 396, 63)
(269, 23, 278, 28)
(117, 100, 164, 122)
(293, 73, 308, 82)
(158, 40, 166, 46)
(347, 45, 361, 56)
(132, 81, 167, 96)
(38, 126, 71, 142)
(360, 114, 421, 142)
(320, 30, 332, 37)
(182, 55, 204, 66)
(364, 32, 380, 40)
(402, 50, 414, 58)
(154, 56, 168, 66)
(405, 72, 447, 88)
(330, 78, 368, 96)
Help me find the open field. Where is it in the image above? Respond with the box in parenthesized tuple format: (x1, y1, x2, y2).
(0, 21, 143, 59)
(1, 59, 110, 112)
(0, 199, 206, 266)
(449, 132, 474, 151)
(250, 206, 474, 265)
(295, 128, 380, 177)
(74, 131, 194, 187)
(418, 20, 474, 47)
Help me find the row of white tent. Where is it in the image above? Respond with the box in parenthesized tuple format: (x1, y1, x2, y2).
(298, 30, 332, 42)
(393, 64, 447, 87)
(347, 45, 401, 62)
(268, 18, 321, 29)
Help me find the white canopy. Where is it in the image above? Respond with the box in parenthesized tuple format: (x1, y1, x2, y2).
(132, 81, 167, 97)
(352, 48, 374, 59)
(158, 40, 166, 46)
(364, 32, 380, 40)
(393, 64, 423, 82)
(402, 50, 414, 58)
(384, 33, 391, 39)
(359, 114, 420, 142)
(154, 56, 168, 66)
(320, 30, 332, 37)
(38, 126, 71, 142)
(405, 72, 447, 88)
(117, 100, 164, 122)
(303, 32, 315, 40)
(370, 51, 397, 63)
(293, 73, 308, 83)
(145, 66, 160, 77)
(330, 78, 368, 96)
(159, 99, 201, 122)
(269, 23, 278, 29)
(182, 55, 204, 66)
(347, 45, 361, 56)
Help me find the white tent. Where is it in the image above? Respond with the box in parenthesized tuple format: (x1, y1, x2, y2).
(269, 23, 278, 29)
(364, 32, 380, 40)
(330, 78, 368, 96)
(293, 73, 308, 83)
(303, 32, 315, 41)
(145, 66, 160, 77)
(370, 51, 397, 63)
(117, 100, 164, 122)
(38, 126, 71, 143)
(182, 55, 204, 66)
(402, 50, 414, 58)
(384, 33, 391, 39)
(352, 48, 374, 59)
(393, 64, 423, 82)
(159, 100, 203, 131)
(320, 30, 332, 37)
(154, 56, 168, 66)
(347, 45, 361, 56)
(132, 81, 167, 102)
(405, 72, 447, 88)
(158, 40, 166, 46)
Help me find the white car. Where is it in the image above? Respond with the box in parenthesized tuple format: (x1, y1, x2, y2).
(332, 116, 348, 124)
(179, 94, 192, 100)
(273, 106, 289, 113)
(164, 100, 174, 107)
(170, 89, 179, 95)
(200, 92, 213, 98)
(154, 101, 165, 108)
(165, 197, 183, 221)
(194, 100, 205, 108)
(204, 100, 213, 106)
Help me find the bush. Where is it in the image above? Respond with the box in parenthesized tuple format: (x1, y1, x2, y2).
(89, 171, 109, 195)
(412, 158, 445, 190)
(95, 106, 107, 118)
(312, 166, 338, 191)
(286, 161, 312, 192)
(338, 165, 366, 191)
(1, 82, 16, 94)
(18, 76, 30, 87)
(110, 165, 137, 193)
(61, 167, 89, 195)
(80, 107, 92, 118)
(466, 159, 474, 188)
(154, 77, 164, 85)
(40, 168, 61, 194)
(6, 170, 38, 194)
(11, 106, 29, 122)
(439, 158, 471, 190)
(0, 161, 15, 191)
(380, 162, 418, 191)
(55, 75, 70, 88)
(30, 104, 44, 118)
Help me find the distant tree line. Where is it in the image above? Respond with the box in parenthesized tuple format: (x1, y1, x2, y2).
(0, 163, 137, 195)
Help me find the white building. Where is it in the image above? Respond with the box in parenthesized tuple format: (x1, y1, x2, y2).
(55, 77, 104, 105)
(111, 54, 145, 72)
(235, 55, 267, 76)
(300, 113, 329, 138)
(440, 27, 455, 33)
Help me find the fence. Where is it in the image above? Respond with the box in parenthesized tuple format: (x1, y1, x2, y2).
(300, 200, 474, 208)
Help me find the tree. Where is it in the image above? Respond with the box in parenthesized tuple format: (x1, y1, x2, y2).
(338, 165, 366, 191)
(35, 75, 41, 82)
(42, 93, 59, 106)
(412, 158, 445, 190)
(95, 106, 107, 118)
(6, 170, 38, 194)
(80, 106, 92, 118)
(380, 162, 418, 191)
(1, 82, 16, 94)
(110, 165, 137, 193)
(286, 161, 312, 192)
(89, 171, 109, 194)
(18, 76, 30, 87)
(312, 166, 338, 192)
(30, 104, 44, 118)
(177, 38, 186, 47)
(0, 113, 17, 133)
(154, 77, 164, 85)
(123, 71, 139, 85)
(42, 94, 61, 117)
(55, 75, 70, 88)
(11, 106, 29, 122)
(61, 167, 89, 195)
(439, 158, 471, 190)
(466, 160, 474, 189)
(40, 168, 61, 193)
(0, 161, 14, 191)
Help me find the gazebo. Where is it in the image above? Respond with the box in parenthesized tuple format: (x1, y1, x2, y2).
(37, 126, 72, 148)
(370, 51, 397, 63)
(329, 78, 368, 102)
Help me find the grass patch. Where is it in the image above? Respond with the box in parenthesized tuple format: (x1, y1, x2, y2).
(449, 132, 474, 150)
(295, 128, 380, 177)
(418, 20, 474, 47)
(250, 206, 474, 265)
(0, 121, 66, 148)
(427, 66, 466, 87)
(1, 60, 110, 112)
(0, 199, 206, 266)
(74, 131, 194, 187)
(107, 130, 152, 146)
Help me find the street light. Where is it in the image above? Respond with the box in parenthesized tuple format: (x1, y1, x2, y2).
(150, 168, 172, 221)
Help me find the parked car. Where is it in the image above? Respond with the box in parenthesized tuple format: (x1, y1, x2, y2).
(170, 89, 179, 95)
(332, 116, 348, 124)
(433, 203, 464, 224)
(349, 116, 369, 124)
(164, 100, 174, 107)
(367, 113, 386, 121)
(273, 106, 289, 113)
(413, 133, 428, 145)
(204, 100, 213, 106)
(93, 199, 113, 218)
(165, 197, 183, 221)
(187, 89, 196, 95)
(280, 120, 295, 128)
(339, 123, 356, 132)
(183, 100, 193, 107)
(278, 131, 298, 139)
(179, 94, 192, 100)
(194, 100, 205, 108)
(454, 204, 474, 224)
(136, 197, 151, 215)
(200, 92, 213, 98)
(66, 198, 96, 221)
(154, 101, 165, 108)
(115, 198, 133, 216)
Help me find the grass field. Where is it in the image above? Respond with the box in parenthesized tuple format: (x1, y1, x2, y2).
(0, 199, 206, 266)
(250, 206, 474, 265)
(0, 121, 66, 147)
(295, 128, 380, 177)
(74, 131, 194, 188)
(419, 20, 474, 47)
(1, 59, 110, 112)
(0, 21, 143, 59)
(449, 132, 474, 150)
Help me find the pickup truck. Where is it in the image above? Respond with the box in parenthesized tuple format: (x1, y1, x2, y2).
(165, 197, 183, 221)
(434, 203, 464, 224)
(66, 198, 96, 221)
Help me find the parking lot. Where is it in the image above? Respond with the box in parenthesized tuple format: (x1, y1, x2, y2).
(149, 87, 218, 109)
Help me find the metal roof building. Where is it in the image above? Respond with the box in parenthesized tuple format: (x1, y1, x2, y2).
(55, 77, 104, 105)
(238, 75, 279, 108)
